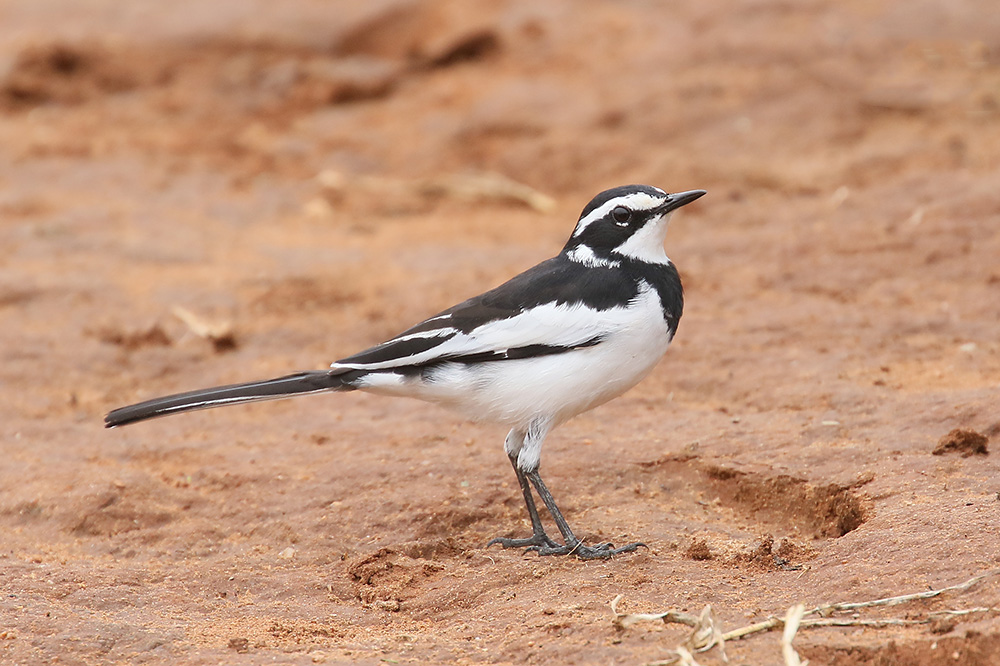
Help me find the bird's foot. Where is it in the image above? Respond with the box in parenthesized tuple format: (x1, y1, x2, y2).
(487, 532, 561, 551)
(529, 539, 647, 560)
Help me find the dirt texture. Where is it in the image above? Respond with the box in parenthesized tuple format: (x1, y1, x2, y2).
(934, 428, 990, 457)
(2, 1, 1000, 664)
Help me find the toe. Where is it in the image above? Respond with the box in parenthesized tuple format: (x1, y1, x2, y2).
(487, 533, 562, 551)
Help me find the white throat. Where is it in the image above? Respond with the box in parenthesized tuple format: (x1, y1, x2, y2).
(611, 212, 673, 264)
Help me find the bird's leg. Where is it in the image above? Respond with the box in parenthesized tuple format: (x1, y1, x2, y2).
(487, 454, 560, 550)
(488, 420, 643, 559)
(525, 469, 646, 560)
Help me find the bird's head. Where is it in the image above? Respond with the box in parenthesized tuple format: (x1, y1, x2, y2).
(563, 185, 705, 266)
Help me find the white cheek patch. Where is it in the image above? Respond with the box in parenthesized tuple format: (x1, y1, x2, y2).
(612, 212, 674, 264)
(573, 191, 667, 238)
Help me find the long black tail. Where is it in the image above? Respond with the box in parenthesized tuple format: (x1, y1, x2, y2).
(105, 370, 352, 428)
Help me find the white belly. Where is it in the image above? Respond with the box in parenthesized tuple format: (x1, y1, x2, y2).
(355, 285, 674, 429)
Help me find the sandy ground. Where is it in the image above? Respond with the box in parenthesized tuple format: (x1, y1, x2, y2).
(2, 1, 1000, 664)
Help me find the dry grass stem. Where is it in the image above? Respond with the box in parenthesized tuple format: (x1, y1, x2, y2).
(675, 646, 700, 666)
(780, 604, 806, 666)
(686, 605, 726, 659)
(172, 306, 236, 351)
(419, 172, 557, 212)
(317, 170, 556, 212)
(809, 570, 996, 616)
(612, 570, 1000, 665)
(611, 595, 699, 630)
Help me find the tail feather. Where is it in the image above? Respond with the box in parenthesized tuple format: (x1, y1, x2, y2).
(105, 371, 350, 428)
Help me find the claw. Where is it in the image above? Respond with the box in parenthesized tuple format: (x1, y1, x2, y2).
(534, 540, 647, 560)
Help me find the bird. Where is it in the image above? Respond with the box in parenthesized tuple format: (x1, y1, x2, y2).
(105, 184, 706, 560)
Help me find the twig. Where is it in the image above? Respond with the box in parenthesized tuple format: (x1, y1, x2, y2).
(613, 569, 1000, 665)
(611, 595, 699, 630)
(804, 618, 929, 628)
(930, 607, 999, 618)
(686, 605, 726, 659)
(721, 616, 782, 641)
(172, 306, 236, 351)
(645, 642, 703, 666)
(781, 604, 806, 666)
(420, 172, 557, 212)
(721, 606, 1000, 638)
(809, 570, 996, 616)
(675, 646, 700, 666)
(317, 170, 556, 212)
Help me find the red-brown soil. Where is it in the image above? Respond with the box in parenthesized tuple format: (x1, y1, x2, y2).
(2, 1, 999, 664)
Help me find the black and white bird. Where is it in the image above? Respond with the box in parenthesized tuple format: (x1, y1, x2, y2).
(106, 184, 705, 559)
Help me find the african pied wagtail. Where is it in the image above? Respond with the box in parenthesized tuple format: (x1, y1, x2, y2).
(106, 185, 706, 559)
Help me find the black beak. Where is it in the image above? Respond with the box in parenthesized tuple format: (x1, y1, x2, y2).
(660, 189, 707, 214)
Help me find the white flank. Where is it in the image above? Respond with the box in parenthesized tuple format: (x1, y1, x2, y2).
(572, 190, 667, 237)
(351, 281, 673, 432)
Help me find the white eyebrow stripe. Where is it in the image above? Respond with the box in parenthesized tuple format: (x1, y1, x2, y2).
(572, 191, 668, 237)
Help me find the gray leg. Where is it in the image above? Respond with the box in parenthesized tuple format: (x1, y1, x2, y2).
(525, 469, 647, 560)
(487, 454, 560, 551)
(487, 420, 645, 560)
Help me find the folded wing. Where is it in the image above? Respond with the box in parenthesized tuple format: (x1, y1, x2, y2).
(331, 256, 644, 374)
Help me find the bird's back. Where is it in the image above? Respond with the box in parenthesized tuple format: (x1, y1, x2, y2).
(337, 253, 682, 428)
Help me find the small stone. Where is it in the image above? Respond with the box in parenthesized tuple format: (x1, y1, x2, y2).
(228, 637, 249, 653)
(932, 429, 989, 457)
(686, 539, 713, 561)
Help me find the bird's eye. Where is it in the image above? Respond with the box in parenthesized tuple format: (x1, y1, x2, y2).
(612, 206, 632, 225)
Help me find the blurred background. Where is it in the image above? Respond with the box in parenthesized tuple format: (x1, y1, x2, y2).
(1, 1, 999, 664)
